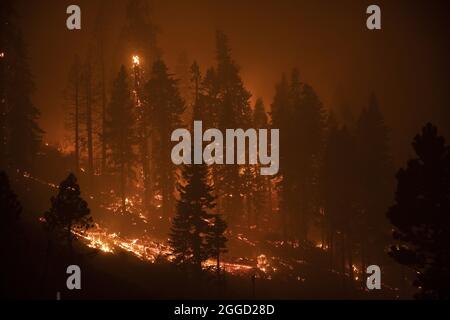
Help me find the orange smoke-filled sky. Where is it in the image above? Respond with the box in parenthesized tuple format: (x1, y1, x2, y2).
(16, 0, 450, 164)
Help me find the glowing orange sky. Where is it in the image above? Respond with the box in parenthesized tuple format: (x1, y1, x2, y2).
(17, 0, 450, 164)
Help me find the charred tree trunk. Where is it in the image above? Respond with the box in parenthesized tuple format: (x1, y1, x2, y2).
(348, 240, 354, 282)
(100, 46, 107, 174)
(74, 77, 80, 172)
(85, 62, 94, 176)
(341, 233, 346, 290)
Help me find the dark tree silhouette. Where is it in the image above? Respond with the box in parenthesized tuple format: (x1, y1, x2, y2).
(145, 59, 185, 218)
(320, 114, 359, 282)
(271, 70, 325, 240)
(169, 163, 216, 271)
(0, 171, 22, 297)
(206, 214, 228, 274)
(248, 98, 271, 227)
(387, 123, 450, 299)
(44, 173, 93, 251)
(355, 94, 393, 270)
(0, 0, 43, 170)
(271, 74, 291, 237)
(65, 55, 82, 171)
(93, 0, 109, 174)
(82, 51, 97, 176)
(0, 171, 21, 232)
(214, 30, 252, 226)
(105, 66, 136, 213)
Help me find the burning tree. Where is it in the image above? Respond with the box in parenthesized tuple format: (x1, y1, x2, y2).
(145, 59, 185, 217)
(44, 173, 93, 251)
(105, 66, 136, 212)
(64, 55, 82, 172)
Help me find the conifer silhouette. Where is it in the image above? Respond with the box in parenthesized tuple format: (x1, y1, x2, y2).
(44, 173, 93, 250)
(388, 123, 450, 299)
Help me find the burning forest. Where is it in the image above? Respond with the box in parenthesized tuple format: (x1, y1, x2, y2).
(1, 0, 450, 305)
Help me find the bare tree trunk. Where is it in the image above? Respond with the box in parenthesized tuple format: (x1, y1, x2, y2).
(100, 45, 107, 174)
(341, 234, 346, 290)
(348, 240, 354, 282)
(85, 61, 94, 176)
(134, 64, 151, 213)
(216, 254, 220, 275)
(120, 160, 126, 214)
(75, 78, 80, 171)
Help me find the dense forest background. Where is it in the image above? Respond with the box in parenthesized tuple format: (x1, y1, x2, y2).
(1, 0, 449, 300)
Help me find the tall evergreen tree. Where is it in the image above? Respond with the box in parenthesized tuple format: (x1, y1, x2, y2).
(205, 214, 228, 273)
(82, 51, 97, 176)
(213, 30, 252, 226)
(176, 51, 192, 122)
(271, 70, 325, 240)
(252, 98, 271, 227)
(44, 173, 93, 251)
(105, 66, 136, 213)
(387, 123, 450, 299)
(169, 163, 216, 270)
(0, 0, 43, 170)
(271, 74, 291, 237)
(93, 0, 109, 174)
(64, 55, 82, 171)
(355, 94, 393, 268)
(145, 59, 185, 218)
(320, 116, 359, 279)
(293, 80, 326, 241)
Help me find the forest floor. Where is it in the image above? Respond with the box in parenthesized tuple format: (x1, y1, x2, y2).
(2, 165, 408, 300)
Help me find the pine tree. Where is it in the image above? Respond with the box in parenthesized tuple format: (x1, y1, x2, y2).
(293, 80, 326, 241)
(93, 0, 109, 174)
(252, 98, 270, 227)
(387, 123, 450, 299)
(0, 0, 43, 170)
(169, 199, 192, 266)
(190, 61, 203, 124)
(176, 51, 192, 122)
(355, 94, 393, 268)
(169, 163, 216, 270)
(214, 30, 252, 226)
(199, 67, 220, 129)
(320, 116, 359, 279)
(105, 66, 136, 213)
(145, 59, 185, 218)
(44, 173, 93, 250)
(271, 74, 291, 237)
(271, 70, 325, 240)
(206, 214, 228, 273)
(82, 51, 96, 176)
(64, 55, 82, 171)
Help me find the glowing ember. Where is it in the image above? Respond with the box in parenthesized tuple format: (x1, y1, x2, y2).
(257, 254, 270, 273)
(132, 55, 140, 66)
